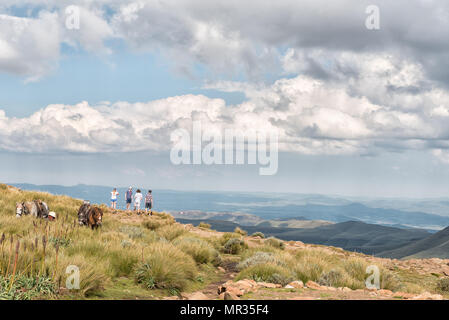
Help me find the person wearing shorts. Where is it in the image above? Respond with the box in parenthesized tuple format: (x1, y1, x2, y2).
(125, 187, 133, 210)
(145, 190, 153, 215)
(110, 188, 119, 209)
(134, 189, 143, 212)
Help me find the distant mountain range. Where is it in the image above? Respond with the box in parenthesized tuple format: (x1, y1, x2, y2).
(178, 219, 431, 255)
(11, 183, 449, 231)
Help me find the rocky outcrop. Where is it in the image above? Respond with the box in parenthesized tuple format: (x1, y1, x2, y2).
(410, 292, 443, 300)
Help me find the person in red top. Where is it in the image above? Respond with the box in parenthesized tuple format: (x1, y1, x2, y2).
(145, 190, 153, 216)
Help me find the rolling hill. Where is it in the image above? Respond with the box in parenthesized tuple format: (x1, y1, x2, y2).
(256, 203, 449, 230)
(177, 219, 431, 255)
(379, 226, 449, 259)
(255, 218, 333, 229)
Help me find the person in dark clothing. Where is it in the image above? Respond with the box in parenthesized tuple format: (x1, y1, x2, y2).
(145, 190, 153, 216)
(125, 187, 133, 210)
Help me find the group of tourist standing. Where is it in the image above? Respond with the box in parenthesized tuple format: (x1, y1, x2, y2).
(110, 187, 153, 215)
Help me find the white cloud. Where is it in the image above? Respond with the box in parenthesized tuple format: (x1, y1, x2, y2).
(2, 1, 448, 82)
(1, 70, 449, 159)
(2, 1, 449, 163)
(0, 12, 60, 81)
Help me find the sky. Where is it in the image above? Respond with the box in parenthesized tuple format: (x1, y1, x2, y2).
(1, 0, 449, 197)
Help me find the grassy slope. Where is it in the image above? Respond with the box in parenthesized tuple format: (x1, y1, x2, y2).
(379, 227, 449, 259)
(0, 184, 446, 300)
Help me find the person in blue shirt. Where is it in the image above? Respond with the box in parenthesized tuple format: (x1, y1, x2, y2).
(125, 187, 133, 210)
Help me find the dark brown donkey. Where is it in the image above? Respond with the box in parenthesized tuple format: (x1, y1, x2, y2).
(86, 206, 103, 230)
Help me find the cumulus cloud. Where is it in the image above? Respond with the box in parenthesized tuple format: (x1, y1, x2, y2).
(0, 12, 60, 81)
(2, 1, 449, 162)
(0, 3, 114, 80)
(2, 0, 449, 83)
(1, 67, 449, 159)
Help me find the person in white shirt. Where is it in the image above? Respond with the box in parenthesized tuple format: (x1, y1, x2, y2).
(134, 189, 143, 212)
(110, 188, 119, 209)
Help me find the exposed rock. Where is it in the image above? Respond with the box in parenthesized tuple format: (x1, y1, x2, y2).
(378, 289, 393, 296)
(288, 281, 304, 289)
(227, 286, 244, 297)
(236, 279, 258, 292)
(321, 286, 337, 291)
(411, 292, 443, 300)
(393, 292, 416, 299)
(218, 279, 254, 296)
(217, 267, 226, 273)
(306, 281, 322, 290)
(284, 285, 295, 289)
(257, 282, 280, 289)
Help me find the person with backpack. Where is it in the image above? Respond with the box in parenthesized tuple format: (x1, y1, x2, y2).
(145, 190, 153, 216)
(125, 187, 133, 210)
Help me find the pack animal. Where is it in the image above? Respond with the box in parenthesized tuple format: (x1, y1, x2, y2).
(78, 201, 91, 226)
(87, 206, 103, 230)
(77, 202, 103, 230)
(15, 200, 49, 219)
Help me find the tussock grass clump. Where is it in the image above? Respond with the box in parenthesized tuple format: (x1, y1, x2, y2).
(437, 277, 449, 292)
(133, 242, 197, 292)
(238, 252, 278, 270)
(236, 263, 294, 286)
(173, 236, 221, 265)
(143, 219, 168, 231)
(238, 251, 295, 270)
(54, 254, 109, 297)
(291, 249, 400, 290)
(318, 269, 349, 287)
(223, 238, 247, 255)
(293, 252, 342, 286)
(0, 275, 56, 300)
(265, 237, 285, 250)
(380, 270, 402, 291)
(219, 232, 243, 245)
(141, 214, 175, 231)
(143, 220, 160, 230)
(238, 247, 295, 270)
(198, 222, 211, 229)
(234, 227, 247, 236)
(251, 232, 265, 239)
(153, 212, 175, 220)
(107, 249, 140, 277)
(156, 224, 187, 241)
(342, 258, 370, 283)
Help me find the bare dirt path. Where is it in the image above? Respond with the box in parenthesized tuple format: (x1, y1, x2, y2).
(201, 261, 239, 299)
